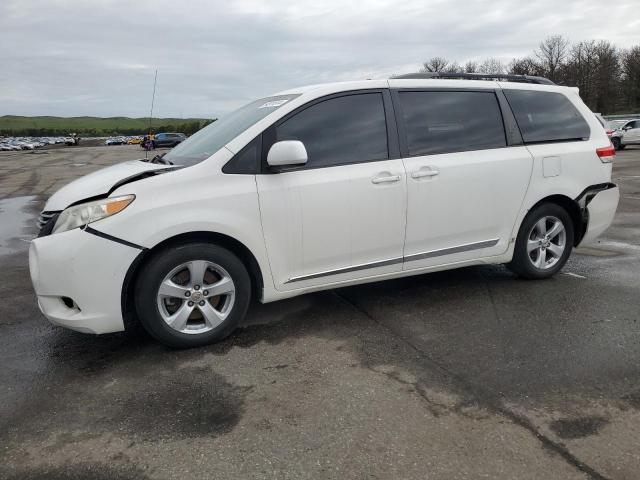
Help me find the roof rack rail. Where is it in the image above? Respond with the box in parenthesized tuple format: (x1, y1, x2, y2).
(393, 72, 555, 85)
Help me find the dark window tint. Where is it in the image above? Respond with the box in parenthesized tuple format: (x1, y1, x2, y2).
(222, 137, 259, 174)
(274, 93, 388, 168)
(504, 90, 590, 143)
(398, 91, 506, 156)
(627, 120, 639, 129)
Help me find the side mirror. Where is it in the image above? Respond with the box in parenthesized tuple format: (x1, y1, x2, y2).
(267, 140, 308, 168)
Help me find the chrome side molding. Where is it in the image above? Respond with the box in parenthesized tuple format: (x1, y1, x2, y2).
(285, 238, 500, 284)
(403, 238, 499, 263)
(286, 257, 402, 283)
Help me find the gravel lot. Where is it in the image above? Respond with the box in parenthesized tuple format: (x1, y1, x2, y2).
(1, 145, 639, 480)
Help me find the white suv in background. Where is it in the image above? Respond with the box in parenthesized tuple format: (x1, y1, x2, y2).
(30, 73, 619, 348)
(610, 118, 640, 150)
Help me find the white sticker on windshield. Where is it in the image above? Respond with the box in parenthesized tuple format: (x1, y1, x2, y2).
(259, 99, 289, 109)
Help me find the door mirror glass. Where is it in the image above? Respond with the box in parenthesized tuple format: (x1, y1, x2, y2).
(267, 140, 308, 167)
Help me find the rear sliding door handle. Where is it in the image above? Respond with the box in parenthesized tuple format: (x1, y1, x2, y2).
(411, 167, 440, 179)
(371, 174, 401, 184)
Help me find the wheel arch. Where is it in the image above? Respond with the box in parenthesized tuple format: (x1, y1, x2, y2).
(527, 194, 585, 246)
(121, 231, 265, 331)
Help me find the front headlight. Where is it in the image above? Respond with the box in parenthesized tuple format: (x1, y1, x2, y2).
(52, 195, 135, 234)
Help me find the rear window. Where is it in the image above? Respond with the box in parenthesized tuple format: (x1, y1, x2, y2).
(397, 90, 506, 156)
(504, 90, 590, 144)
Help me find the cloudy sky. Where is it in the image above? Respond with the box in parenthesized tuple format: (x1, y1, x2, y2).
(1, 0, 638, 118)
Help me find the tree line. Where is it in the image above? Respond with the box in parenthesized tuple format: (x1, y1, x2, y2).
(416, 35, 640, 115)
(0, 119, 215, 137)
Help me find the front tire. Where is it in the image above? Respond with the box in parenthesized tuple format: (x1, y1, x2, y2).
(507, 203, 574, 279)
(134, 243, 251, 348)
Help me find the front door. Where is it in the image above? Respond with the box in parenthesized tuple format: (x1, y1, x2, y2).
(395, 89, 534, 270)
(257, 91, 407, 291)
(624, 120, 640, 143)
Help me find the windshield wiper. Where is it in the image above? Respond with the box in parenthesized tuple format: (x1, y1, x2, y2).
(149, 153, 173, 165)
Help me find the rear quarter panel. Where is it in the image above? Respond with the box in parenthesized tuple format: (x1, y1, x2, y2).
(498, 83, 614, 243)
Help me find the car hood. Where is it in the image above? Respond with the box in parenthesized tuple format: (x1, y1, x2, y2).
(44, 159, 178, 211)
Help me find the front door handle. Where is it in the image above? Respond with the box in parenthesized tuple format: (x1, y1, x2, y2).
(411, 167, 440, 179)
(371, 174, 401, 184)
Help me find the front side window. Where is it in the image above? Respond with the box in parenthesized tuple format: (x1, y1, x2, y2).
(609, 120, 627, 130)
(165, 94, 299, 167)
(397, 90, 507, 156)
(273, 93, 388, 169)
(504, 90, 590, 143)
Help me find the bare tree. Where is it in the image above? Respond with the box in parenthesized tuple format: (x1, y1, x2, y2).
(594, 41, 621, 113)
(621, 46, 640, 111)
(563, 40, 599, 108)
(413, 35, 639, 114)
(535, 35, 570, 81)
(508, 57, 543, 76)
(444, 61, 462, 73)
(478, 57, 506, 74)
(420, 57, 450, 72)
(464, 61, 478, 73)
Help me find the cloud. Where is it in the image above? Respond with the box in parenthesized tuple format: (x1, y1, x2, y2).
(0, 0, 638, 117)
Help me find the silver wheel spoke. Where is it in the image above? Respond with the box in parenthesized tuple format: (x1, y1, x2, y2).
(527, 215, 566, 270)
(157, 259, 236, 335)
(206, 276, 234, 297)
(158, 280, 189, 299)
(547, 243, 563, 258)
(167, 302, 193, 331)
(197, 302, 225, 329)
(546, 221, 564, 240)
(535, 218, 547, 236)
(188, 260, 208, 287)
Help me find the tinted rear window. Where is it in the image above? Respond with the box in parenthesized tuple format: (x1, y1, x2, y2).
(504, 90, 590, 143)
(397, 91, 506, 156)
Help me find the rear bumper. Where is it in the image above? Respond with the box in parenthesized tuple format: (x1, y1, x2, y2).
(29, 227, 140, 334)
(578, 185, 620, 246)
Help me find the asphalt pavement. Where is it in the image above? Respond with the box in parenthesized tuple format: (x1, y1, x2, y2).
(1, 144, 639, 480)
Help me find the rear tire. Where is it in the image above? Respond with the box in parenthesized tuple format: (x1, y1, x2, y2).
(612, 137, 621, 150)
(134, 243, 251, 348)
(507, 203, 574, 279)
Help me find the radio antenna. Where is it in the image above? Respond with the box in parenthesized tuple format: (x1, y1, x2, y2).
(146, 69, 158, 159)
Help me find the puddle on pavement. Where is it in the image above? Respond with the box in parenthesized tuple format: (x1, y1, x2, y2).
(0, 196, 39, 256)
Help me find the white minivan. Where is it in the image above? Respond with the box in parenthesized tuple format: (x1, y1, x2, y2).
(29, 73, 620, 347)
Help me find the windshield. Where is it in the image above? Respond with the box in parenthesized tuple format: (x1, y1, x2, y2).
(164, 94, 299, 166)
(609, 120, 628, 130)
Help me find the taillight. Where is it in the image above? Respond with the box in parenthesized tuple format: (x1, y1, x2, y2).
(605, 129, 613, 137)
(596, 145, 615, 163)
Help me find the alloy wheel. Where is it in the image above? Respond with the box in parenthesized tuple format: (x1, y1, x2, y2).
(156, 260, 235, 334)
(526, 216, 567, 270)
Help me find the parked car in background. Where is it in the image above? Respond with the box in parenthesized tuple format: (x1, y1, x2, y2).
(105, 137, 126, 146)
(11, 140, 34, 150)
(30, 74, 619, 348)
(0, 143, 21, 151)
(153, 132, 186, 148)
(611, 119, 640, 150)
(127, 136, 142, 145)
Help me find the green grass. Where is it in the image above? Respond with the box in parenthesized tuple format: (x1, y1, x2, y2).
(0, 115, 215, 136)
